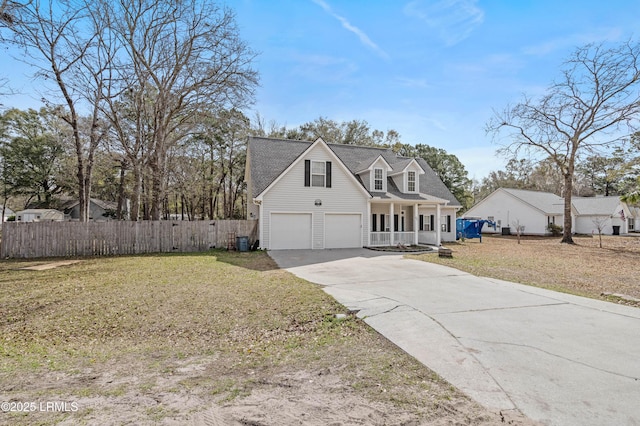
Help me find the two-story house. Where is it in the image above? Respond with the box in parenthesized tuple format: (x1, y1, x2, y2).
(245, 136, 461, 250)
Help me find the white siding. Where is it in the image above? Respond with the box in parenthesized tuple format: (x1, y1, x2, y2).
(575, 215, 625, 235)
(391, 174, 404, 192)
(261, 143, 369, 249)
(360, 170, 371, 191)
(465, 191, 550, 235)
(418, 206, 457, 242)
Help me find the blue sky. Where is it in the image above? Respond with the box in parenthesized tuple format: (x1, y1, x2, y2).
(3, 0, 640, 179)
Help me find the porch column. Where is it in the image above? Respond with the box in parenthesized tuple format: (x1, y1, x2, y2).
(413, 203, 419, 245)
(389, 202, 394, 246)
(258, 201, 264, 249)
(436, 203, 442, 246)
(366, 201, 371, 246)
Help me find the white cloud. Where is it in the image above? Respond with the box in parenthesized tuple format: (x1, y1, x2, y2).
(522, 27, 624, 56)
(311, 0, 390, 60)
(403, 0, 484, 46)
(290, 53, 359, 82)
(395, 77, 431, 89)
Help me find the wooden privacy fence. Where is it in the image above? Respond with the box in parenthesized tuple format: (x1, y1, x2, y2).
(0, 220, 258, 259)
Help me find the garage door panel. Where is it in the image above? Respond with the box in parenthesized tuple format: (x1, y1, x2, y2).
(325, 214, 361, 248)
(271, 213, 312, 249)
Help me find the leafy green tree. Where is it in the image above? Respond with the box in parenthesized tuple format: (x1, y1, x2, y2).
(279, 116, 400, 147)
(411, 144, 473, 210)
(577, 150, 631, 196)
(0, 108, 65, 206)
(396, 143, 472, 209)
(621, 132, 640, 204)
(474, 158, 534, 201)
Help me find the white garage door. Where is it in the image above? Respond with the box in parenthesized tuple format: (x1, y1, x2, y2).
(325, 214, 362, 248)
(270, 213, 312, 249)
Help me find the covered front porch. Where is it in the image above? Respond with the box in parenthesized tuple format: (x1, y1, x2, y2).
(368, 201, 444, 247)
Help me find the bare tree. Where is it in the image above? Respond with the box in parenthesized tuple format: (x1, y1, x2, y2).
(106, 0, 258, 220)
(592, 216, 610, 248)
(488, 41, 640, 243)
(511, 219, 524, 244)
(5, 0, 112, 221)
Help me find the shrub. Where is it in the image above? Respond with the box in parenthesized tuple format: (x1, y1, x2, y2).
(547, 223, 563, 236)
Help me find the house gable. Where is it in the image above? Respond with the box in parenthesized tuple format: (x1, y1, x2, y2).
(389, 159, 424, 193)
(255, 137, 370, 201)
(465, 188, 554, 234)
(255, 138, 371, 249)
(363, 156, 393, 193)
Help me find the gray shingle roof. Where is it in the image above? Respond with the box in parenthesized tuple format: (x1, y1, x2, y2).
(572, 196, 622, 215)
(501, 188, 565, 215)
(247, 136, 461, 206)
(389, 158, 413, 173)
(248, 138, 311, 196)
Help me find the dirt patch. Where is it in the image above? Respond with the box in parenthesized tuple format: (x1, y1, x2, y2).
(3, 358, 536, 426)
(18, 260, 82, 271)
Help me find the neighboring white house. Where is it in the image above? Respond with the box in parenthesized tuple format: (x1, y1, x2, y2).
(245, 137, 461, 250)
(466, 188, 638, 236)
(15, 209, 64, 222)
(60, 198, 118, 221)
(629, 205, 640, 233)
(464, 188, 564, 235)
(572, 197, 630, 235)
(2, 207, 15, 222)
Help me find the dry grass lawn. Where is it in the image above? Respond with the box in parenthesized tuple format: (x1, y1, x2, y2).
(412, 234, 640, 305)
(0, 251, 532, 425)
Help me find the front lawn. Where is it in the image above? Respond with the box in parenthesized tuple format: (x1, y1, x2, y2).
(412, 235, 640, 305)
(0, 251, 514, 425)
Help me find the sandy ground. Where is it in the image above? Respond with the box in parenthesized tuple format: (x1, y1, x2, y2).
(3, 355, 539, 426)
(18, 260, 82, 271)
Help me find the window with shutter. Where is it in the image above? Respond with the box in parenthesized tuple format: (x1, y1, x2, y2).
(305, 160, 331, 188)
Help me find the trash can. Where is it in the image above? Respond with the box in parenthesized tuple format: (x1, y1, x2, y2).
(236, 236, 249, 252)
(612, 226, 620, 236)
(501, 227, 511, 235)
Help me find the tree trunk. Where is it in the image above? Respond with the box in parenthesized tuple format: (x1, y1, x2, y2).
(561, 172, 575, 244)
(150, 147, 167, 220)
(76, 157, 87, 222)
(83, 148, 96, 221)
(130, 165, 142, 221)
(116, 160, 126, 220)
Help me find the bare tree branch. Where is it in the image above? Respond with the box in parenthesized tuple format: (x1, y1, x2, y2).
(487, 41, 640, 243)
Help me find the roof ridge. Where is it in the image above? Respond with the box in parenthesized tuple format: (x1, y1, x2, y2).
(249, 136, 312, 144)
(249, 136, 392, 152)
(503, 187, 562, 196)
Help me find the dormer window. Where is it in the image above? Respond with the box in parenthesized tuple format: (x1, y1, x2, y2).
(408, 171, 416, 192)
(374, 168, 383, 191)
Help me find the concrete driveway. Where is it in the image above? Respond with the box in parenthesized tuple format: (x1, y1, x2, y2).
(269, 248, 640, 426)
